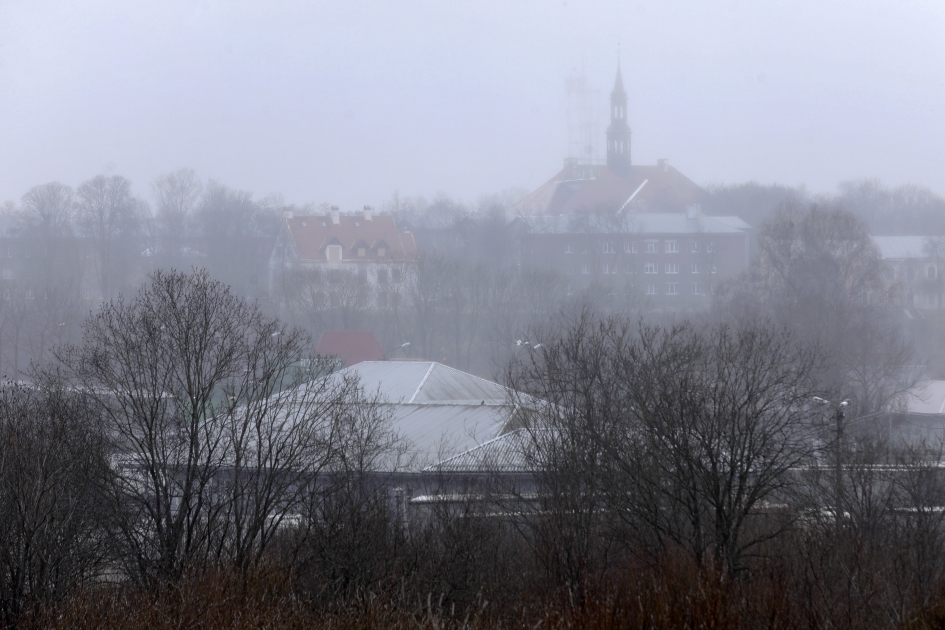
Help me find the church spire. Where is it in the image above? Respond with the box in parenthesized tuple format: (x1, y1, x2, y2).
(607, 55, 632, 177)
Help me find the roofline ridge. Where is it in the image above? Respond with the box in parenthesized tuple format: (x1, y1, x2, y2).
(431, 362, 513, 393)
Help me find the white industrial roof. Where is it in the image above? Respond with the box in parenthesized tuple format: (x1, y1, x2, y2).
(871, 236, 939, 260)
(387, 403, 509, 469)
(906, 380, 945, 415)
(333, 361, 511, 406)
(325, 361, 517, 469)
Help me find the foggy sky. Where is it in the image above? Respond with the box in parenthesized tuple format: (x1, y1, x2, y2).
(1, 0, 944, 211)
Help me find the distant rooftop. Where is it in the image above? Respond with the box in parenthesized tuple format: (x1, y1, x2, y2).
(871, 236, 942, 260)
(335, 360, 510, 406)
(519, 209, 750, 235)
(315, 331, 384, 367)
(326, 361, 517, 468)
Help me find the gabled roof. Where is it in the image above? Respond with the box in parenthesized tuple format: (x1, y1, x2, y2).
(514, 163, 705, 216)
(315, 331, 384, 367)
(286, 213, 418, 263)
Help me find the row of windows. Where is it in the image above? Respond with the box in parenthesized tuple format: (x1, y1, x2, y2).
(565, 240, 716, 255)
(644, 283, 707, 296)
(326, 245, 388, 261)
(586, 263, 717, 275)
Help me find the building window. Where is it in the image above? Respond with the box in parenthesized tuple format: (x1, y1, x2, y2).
(377, 267, 389, 284)
(603, 263, 611, 274)
(707, 242, 716, 253)
(665, 240, 679, 253)
(711, 265, 717, 274)
(665, 263, 679, 274)
(646, 284, 656, 295)
(625, 241, 637, 253)
(666, 283, 679, 295)
(326, 245, 342, 261)
(565, 243, 573, 254)
(582, 263, 591, 274)
(692, 263, 700, 274)
(691, 241, 700, 253)
(646, 240, 658, 253)
(603, 242, 615, 254)
(378, 247, 386, 257)
(392, 268, 403, 283)
(357, 247, 366, 257)
(692, 283, 701, 295)
(644, 262, 658, 274)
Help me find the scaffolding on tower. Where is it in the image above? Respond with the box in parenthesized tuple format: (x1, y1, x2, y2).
(565, 68, 602, 169)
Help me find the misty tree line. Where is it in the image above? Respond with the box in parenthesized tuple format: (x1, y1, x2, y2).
(3, 168, 944, 381)
(1, 201, 945, 627)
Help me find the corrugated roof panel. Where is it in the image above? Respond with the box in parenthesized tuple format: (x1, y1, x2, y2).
(335, 361, 513, 405)
(426, 428, 543, 473)
(412, 363, 510, 405)
(388, 404, 509, 470)
(335, 361, 434, 402)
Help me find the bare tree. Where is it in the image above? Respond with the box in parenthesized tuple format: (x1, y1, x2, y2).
(151, 168, 202, 269)
(59, 269, 377, 582)
(720, 203, 918, 416)
(0, 372, 110, 627)
(511, 309, 823, 574)
(18, 183, 82, 293)
(76, 174, 146, 300)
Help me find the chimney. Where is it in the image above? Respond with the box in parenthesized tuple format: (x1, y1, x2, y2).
(686, 204, 701, 219)
(657, 158, 669, 173)
(283, 208, 293, 220)
(363, 205, 373, 221)
(330, 205, 340, 225)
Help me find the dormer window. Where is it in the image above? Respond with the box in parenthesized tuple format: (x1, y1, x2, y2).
(378, 247, 387, 257)
(358, 247, 366, 257)
(326, 245, 342, 262)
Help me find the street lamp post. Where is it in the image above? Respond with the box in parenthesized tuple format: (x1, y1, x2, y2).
(383, 341, 410, 360)
(813, 396, 850, 526)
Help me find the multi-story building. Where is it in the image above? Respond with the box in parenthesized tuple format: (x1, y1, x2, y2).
(515, 206, 750, 310)
(268, 205, 418, 303)
(514, 62, 707, 218)
(873, 236, 945, 310)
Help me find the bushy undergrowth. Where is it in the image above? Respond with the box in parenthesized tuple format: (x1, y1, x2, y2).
(16, 542, 945, 630)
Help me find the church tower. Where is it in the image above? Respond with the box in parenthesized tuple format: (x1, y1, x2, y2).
(606, 60, 632, 177)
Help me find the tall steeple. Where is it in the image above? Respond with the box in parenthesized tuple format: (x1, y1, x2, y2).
(606, 56, 632, 177)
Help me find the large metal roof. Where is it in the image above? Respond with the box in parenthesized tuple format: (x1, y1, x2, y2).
(425, 428, 540, 473)
(387, 403, 509, 470)
(335, 361, 511, 406)
(323, 361, 519, 470)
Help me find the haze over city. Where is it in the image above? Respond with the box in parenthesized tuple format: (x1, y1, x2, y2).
(2, 0, 944, 209)
(6, 2, 945, 628)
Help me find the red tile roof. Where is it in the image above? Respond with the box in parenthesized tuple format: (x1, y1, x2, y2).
(515, 163, 705, 216)
(286, 213, 418, 263)
(315, 330, 385, 367)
